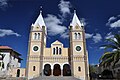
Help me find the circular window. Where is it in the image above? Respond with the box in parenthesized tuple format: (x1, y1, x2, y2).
(33, 46, 39, 52)
(76, 46, 81, 51)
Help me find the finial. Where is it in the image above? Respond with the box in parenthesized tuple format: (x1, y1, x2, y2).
(74, 9, 76, 14)
(40, 6, 42, 13)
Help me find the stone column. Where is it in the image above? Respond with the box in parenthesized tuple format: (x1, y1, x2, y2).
(61, 69, 63, 76)
(51, 66, 53, 76)
(51, 69, 53, 76)
(42, 69, 44, 76)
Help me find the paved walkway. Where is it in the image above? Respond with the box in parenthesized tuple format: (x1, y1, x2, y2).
(30, 76, 81, 80)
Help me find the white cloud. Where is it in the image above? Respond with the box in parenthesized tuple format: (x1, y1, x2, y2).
(106, 16, 116, 26)
(44, 0, 86, 39)
(85, 33, 93, 39)
(106, 15, 120, 28)
(0, 0, 8, 9)
(99, 47, 105, 49)
(0, 29, 21, 37)
(118, 15, 120, 17)
(108, 16, 116, 22)
(58, 0, 71, 17)
(44, 0, 72, 38)
(80, 18, 87, 26)
(110, 20, 120, 28)
(60, 31, 69, 39)
(105, 32, 114, 39)
(93, 33, 102, 43)
(44, 14, 67, 36)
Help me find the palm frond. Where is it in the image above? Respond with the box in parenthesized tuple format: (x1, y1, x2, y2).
(99, 52, 113, 62)
(106, 38, 119, 47)
(114, 34, 120, 44)
(100, 34, 120, 68)
(100, 56, 114, 67)
(102, 44, 118, 50)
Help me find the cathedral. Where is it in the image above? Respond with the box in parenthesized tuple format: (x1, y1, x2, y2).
(26, 10, 89, 80)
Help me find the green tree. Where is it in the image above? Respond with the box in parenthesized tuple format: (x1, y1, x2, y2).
(99, 34, 120, 68)
(89, 65, 98, 80)
(89, 65, 97, 73)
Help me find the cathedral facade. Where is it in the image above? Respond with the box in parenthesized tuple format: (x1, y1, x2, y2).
(26, 10, 89, 80)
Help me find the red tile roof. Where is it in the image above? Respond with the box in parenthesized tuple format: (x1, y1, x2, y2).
(0, 46, 12, 49)
(0, 46, 21, 56)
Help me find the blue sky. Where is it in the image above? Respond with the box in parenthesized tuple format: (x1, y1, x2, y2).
(0, 0, 120, 68)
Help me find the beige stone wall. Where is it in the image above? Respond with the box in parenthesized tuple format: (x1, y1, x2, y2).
(44, 47, 68, 57)
(27, 23, 89, 80)
(27, 62, 40, 79)
(69, 25, 89, 80)
(72, 42, 84, 55)
(9, 68, 25, 77)
(73, 61, 85, 79)
(29, 42, 41, 56)
(43, 41, 69, 70)
(31, 32, 42, 41)
(44, 48, 51, 56)
(43, 40, 69, 58)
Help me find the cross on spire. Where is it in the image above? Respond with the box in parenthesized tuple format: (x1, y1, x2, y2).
(74, 9, 76, 14)
(40, 6, 42, 13)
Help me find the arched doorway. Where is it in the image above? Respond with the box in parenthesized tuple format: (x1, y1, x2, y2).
(44, 64, 51, 76)
(16, 69, 20, 77)
(63, 64, 71, 76)
(53, 64, 61, 76)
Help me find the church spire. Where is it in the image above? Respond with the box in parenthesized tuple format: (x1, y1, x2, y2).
(34, 10, 46, 27)
(70, 10, 82, 27)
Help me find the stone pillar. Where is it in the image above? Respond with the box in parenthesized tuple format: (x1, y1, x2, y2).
(42, 69, 44, 76)
(61, 69, 63, 76)
(51, 69, 53, 76)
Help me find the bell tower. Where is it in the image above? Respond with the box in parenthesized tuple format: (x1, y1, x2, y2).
(69, 10, 89, 80)
(26, 11, 47, 79)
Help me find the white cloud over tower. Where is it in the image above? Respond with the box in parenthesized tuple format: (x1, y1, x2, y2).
(44, 0, 72, 38)
(58, 0, 71, 17)
(0, 0, 9, 9)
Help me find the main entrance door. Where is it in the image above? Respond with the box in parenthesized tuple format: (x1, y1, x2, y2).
(44, 64, 51, 76)
(53, 64, 61, 76)
(63, 64, 71, 76)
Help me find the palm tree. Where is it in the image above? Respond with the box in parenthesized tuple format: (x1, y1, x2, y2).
(99, 34, 120, 68)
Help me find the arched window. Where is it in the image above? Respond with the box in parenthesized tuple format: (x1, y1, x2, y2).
(53, 48, 55, 55)
(56, 47, 58, 55)
(59, 48, 62, 54)
(33, 66, 36, 71)
(16, 69, 20, 77)
(34, 33, 37, 40)
(74, 33, 77, 39)
(38, 33, 40, 40)
(78, 66, 81, 71)
(78, 33, 81, 39)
